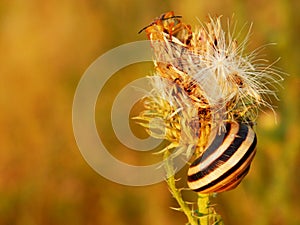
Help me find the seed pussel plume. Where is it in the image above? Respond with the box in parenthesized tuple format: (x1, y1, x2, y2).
(137, 11, 282, 154)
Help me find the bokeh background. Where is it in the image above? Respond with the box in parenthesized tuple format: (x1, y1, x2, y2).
(1, 0, 299, 224)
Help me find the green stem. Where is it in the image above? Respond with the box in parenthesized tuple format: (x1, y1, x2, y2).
(164, 152, 198, 225)
(163, 150, 224, 225)
(197, 194, 210, 224)
(198, 194, 224, 225)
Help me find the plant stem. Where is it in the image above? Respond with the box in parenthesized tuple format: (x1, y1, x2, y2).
(163, 147, 224, 224)
(164, 152, 199, 225)
(197, 194, 210, 224)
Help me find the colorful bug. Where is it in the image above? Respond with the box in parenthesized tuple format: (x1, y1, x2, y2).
(139, 11, 192, 45)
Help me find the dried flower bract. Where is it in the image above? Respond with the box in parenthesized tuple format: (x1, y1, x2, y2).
(136, 11, 282, 157)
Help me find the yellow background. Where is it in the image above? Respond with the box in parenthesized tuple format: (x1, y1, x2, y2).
(1, 0, 299, 224)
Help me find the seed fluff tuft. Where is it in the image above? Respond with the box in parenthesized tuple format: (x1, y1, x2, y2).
(136, 12, 283, 143)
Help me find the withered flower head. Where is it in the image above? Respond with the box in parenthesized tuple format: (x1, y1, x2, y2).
(135, 11, 283, 157)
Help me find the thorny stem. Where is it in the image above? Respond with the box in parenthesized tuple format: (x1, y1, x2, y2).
(163, 122, 224, 225)
(197, 194, 210, 224)
(196, 194, 223, 225)
(164, 152, 224, 225)
(164, 150, 198, 225)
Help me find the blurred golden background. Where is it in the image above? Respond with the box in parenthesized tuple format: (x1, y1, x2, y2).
(1, 0, 299, 224)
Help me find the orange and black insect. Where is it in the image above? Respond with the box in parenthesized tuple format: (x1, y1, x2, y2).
(138, 11, 182, 34)
(139, 11, 192, 45)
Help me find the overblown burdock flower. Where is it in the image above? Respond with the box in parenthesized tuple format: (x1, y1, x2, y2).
(135, 11, 283, 225)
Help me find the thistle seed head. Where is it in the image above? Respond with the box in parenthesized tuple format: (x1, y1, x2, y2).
(136, 12, 283, 155)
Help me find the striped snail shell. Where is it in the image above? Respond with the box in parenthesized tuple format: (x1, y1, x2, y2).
(187, 121, 257, 194)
